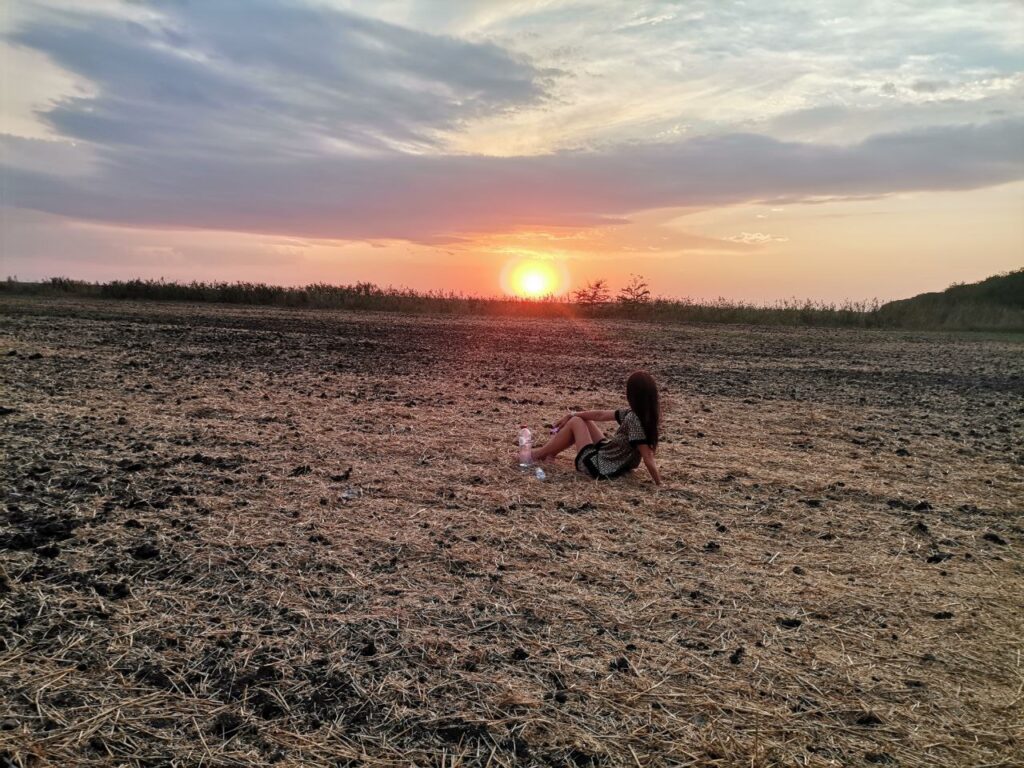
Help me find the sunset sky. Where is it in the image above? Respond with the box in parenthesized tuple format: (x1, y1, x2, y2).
(2, 1, 1022, 301)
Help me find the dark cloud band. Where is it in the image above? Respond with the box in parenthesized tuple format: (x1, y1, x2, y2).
(5, 118, 1022, 243)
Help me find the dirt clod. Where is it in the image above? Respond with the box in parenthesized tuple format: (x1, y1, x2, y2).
(129, 543, 160, 560)
(209, 711, 248, 740)
(856, 712, 884, 727)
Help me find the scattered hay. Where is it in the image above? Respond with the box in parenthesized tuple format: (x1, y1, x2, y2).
(0, 298, 1021, 766)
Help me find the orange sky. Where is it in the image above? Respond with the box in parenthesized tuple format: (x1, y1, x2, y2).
(2, 1, 1022, 301)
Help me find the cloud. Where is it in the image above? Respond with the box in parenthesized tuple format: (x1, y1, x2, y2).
(6, 0, 553, 154)
(4, 117, 1022, 243)
(754, 75, 1024, 142)
(2, 1, 1022, 247)
(911, 79, 951, 93)
(726, 232, 789, 245)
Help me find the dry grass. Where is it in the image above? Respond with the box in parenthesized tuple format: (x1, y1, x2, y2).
(1, 296, 1021, 767)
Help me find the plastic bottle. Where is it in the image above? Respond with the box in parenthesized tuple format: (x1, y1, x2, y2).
(518, 425, 533, 467)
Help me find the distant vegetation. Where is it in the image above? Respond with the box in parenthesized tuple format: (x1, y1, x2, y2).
(873, 269, 1024, 331)
(3, 270, 1022, 330)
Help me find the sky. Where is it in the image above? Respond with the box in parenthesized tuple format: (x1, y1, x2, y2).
(1, 0, 1022, 302)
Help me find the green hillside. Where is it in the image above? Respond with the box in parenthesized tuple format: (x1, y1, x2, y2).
(877, 269, 1024, 330)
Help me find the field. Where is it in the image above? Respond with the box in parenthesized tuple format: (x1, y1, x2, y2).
(1, 296, 1021, 767)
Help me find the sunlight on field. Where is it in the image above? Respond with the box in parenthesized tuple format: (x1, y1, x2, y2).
(2, 297, 1021, 766)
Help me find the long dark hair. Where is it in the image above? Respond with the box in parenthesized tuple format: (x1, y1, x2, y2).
(626, 370, 660, 449)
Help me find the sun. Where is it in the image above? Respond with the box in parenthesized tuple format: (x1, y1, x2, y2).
(500, 259, 566, 299)
(520, 269, 548, 296)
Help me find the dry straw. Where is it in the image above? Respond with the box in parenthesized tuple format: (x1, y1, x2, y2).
(0, 297, 1020, 766)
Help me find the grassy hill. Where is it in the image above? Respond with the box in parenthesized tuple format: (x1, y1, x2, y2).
(876, 269, 1024, 330)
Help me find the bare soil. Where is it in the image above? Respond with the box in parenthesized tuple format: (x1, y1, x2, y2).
(1, 296, 1021, 767)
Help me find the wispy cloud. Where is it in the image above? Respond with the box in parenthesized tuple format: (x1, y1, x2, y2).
(726, 232, 789, 245)
(6, 0, 554, 155)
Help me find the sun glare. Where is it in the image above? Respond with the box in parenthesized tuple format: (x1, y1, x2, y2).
(501, 259, 566, 299)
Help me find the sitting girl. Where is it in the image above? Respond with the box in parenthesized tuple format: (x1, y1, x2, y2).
(529, 370, 662, 485)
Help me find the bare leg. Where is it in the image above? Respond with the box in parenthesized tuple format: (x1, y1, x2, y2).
(529, 425, 574, 461)
(531, 416, 594, 461)
(581, 418, 605, 444)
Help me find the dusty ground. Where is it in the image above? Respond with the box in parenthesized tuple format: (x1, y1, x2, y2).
(0, 296, 1021, 768)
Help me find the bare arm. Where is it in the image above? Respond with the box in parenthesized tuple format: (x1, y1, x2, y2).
(556, 409, 616, 429)
(578, 409, 617, 422)
(637, 444, 662, 485)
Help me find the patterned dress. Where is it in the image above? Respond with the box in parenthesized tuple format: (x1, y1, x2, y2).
(575, 408, 651, 479)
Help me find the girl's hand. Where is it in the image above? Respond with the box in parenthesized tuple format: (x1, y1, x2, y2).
(555, 413, 574, 430)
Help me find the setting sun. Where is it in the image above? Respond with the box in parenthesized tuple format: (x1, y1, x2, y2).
(500, 259, 567, 299)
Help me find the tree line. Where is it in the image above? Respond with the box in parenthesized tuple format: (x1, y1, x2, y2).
(3, 273, 1022, 331)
